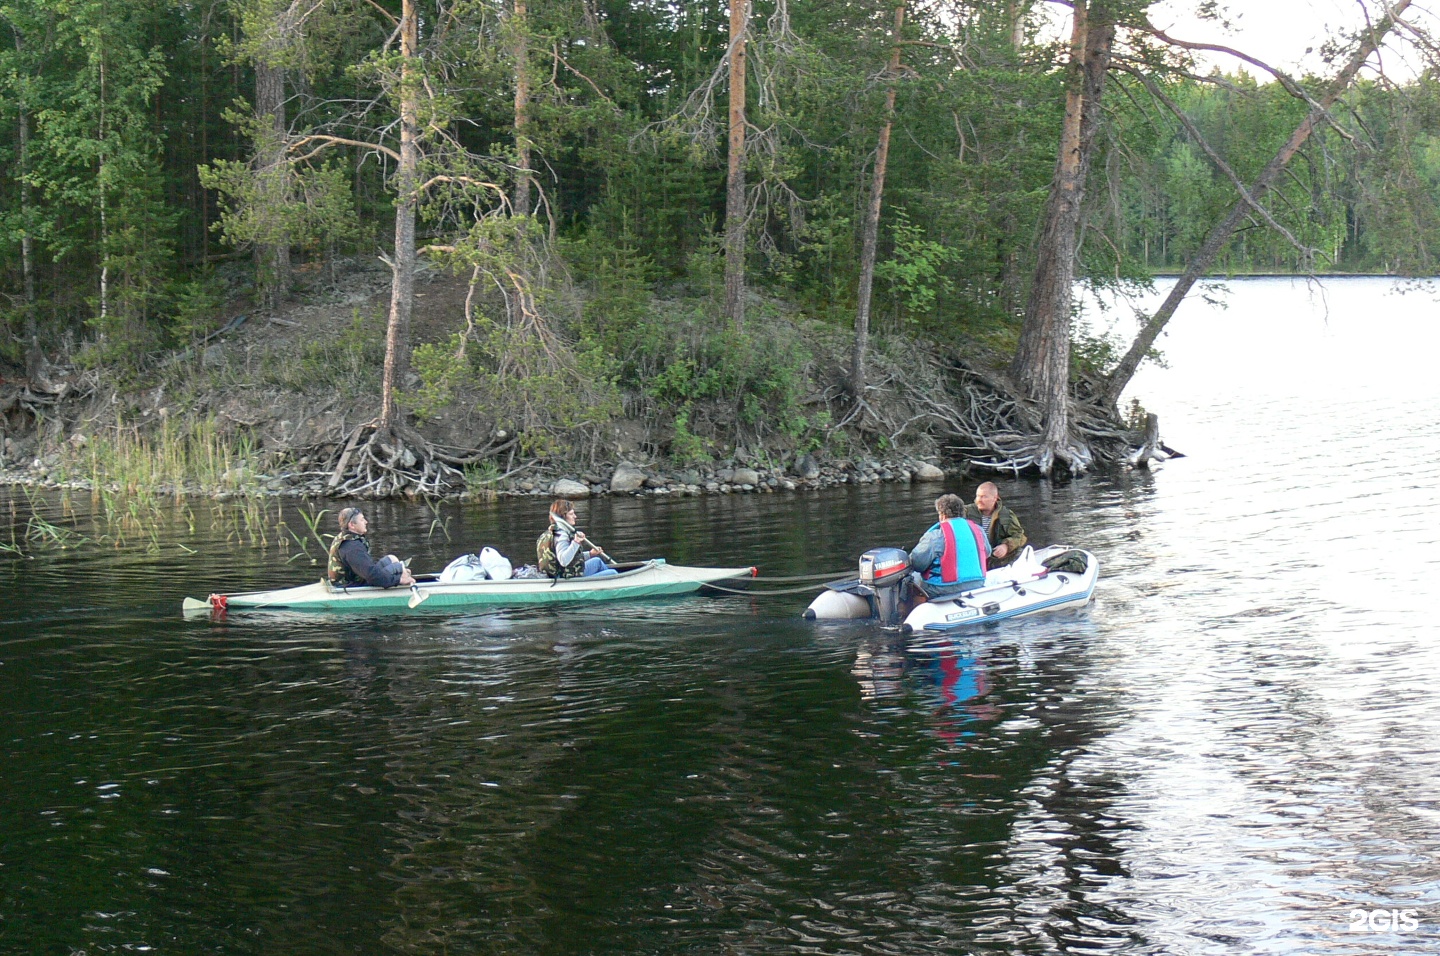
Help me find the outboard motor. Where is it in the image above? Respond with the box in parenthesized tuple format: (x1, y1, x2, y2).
(859, 547, 911, 626)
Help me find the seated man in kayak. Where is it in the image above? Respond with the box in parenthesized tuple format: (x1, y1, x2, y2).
(962, 481, 1027, 568)
(537, 498, 618, 578)
(327, 507, 416, 588)
(908, 493, 990, 600)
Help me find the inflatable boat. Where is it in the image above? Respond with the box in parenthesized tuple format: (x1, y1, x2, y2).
(804, 544, 1098, 632)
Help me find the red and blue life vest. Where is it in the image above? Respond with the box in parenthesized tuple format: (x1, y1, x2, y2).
(924, 518, 989, 588)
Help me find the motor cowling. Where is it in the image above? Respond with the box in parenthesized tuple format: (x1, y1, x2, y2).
(859, 547, 909, 587)
(859, 547, 910, 626)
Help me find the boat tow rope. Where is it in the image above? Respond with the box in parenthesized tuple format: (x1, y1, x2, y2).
(706, 582, 830, 595)
(752, 571, 853, 582)
(706, 570, 855, 596)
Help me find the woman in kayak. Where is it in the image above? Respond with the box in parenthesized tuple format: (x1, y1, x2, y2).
(328, 507, 416, 588)
(537, 499, 618, 578)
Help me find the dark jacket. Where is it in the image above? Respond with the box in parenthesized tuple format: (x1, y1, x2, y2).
(332, 536, 405, 588)
(962, 501, 1027, 568)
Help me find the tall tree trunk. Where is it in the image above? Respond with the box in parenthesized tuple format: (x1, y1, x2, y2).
(98, 51, 109, 328)
(381, 0, 419, 432)
(511, 0, 532, 218)
(1009, 0, 1113, 475)
(1101, 0, 1413, 410)
(850, 1, 905, 401)
(255, 58, 291, 309)
(16, 72, 40, 378)
(723, 0, 748, 329)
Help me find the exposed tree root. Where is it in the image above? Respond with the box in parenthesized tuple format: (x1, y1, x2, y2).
(829, 342, 1140, 478)
(315, 419, 517, 497)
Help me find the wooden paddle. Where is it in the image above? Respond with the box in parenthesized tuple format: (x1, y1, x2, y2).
(576, 532, 615, 565)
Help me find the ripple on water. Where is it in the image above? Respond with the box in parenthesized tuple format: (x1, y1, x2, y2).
(5, 281, 1440, 953)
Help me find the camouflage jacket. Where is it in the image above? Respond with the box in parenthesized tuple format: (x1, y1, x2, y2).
(536, 524, 586, 578)
(962, 502, 1027, 568)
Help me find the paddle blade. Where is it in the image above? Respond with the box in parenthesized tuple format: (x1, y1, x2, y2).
(182, 597, 209, 612)
(408, 586, 430, 609)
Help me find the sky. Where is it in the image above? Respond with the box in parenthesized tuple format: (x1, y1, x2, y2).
(1042, 0, 1427, 79)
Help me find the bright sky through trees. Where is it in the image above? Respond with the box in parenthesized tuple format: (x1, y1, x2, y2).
(1147, 0, 1423, 75)
(1038, 1, 1422, 77)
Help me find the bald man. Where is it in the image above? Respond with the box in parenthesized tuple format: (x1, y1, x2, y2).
(962, 482, 1027, 568)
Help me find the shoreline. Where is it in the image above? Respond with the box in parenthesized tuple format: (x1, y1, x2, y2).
(0, 454, 957, 502)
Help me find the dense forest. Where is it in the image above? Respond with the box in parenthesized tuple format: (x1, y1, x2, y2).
(2, 0, 1437, 488)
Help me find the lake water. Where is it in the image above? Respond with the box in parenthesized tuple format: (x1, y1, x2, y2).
(2, 277, 1438, 954)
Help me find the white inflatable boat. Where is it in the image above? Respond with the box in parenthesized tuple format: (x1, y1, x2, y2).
(805, 544, 1099, 633)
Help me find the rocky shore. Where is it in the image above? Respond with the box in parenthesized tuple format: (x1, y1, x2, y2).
(0, 449, 953, 501)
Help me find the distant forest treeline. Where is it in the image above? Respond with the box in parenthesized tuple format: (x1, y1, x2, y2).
(2, 0, 1438, 369)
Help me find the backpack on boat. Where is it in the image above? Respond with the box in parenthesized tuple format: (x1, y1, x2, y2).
(1041, 549, 1089, 575)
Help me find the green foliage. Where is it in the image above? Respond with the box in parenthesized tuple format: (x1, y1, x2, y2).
(408, 333, 469, 421)
(668, 405, 711, 464)
(168, 275, 229, 343)
(56, 415, 260, 497)
(3, 0, 1439, 437)
(874, 210, 961, 319)
(462, 460, 503, 499)
(465, 309, 622, 458)
(585, 292, 815, 441)
(199, 154, 361, 269)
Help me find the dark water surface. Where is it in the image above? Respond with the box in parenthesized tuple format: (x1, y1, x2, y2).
(3, 278, 1438, 954)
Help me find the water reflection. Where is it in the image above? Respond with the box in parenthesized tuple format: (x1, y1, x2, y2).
(852, 634, 1003, 749)
(4, 281, 1440, 954)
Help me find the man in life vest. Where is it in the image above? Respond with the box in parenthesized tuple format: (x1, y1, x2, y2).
(327, 507, 416, 588)
(907, 493, 990, 599)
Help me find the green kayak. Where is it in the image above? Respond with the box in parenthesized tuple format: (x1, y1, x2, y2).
(183, 558, 757, 614)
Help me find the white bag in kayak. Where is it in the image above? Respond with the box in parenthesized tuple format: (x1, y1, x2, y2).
(439, 553, 487, 583)
(479, 546, 513, 581)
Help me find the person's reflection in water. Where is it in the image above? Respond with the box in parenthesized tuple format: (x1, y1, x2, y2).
(921, 644, 1002, 750)
(851, 637, 1001, 750)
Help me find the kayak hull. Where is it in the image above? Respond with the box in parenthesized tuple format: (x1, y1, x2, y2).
(184, 559, 756, 613)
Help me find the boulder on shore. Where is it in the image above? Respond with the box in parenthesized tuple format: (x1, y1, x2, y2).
(610, 461, 647, 493)
(731, 467, 761, 487)
(913, 462, 946, 482)
(551, 478, 589, 498)
(792, 454, 821, 480)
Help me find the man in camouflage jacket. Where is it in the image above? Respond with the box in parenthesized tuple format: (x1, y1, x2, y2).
(962, 482, 1027, 569)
